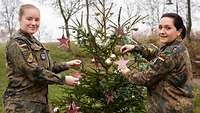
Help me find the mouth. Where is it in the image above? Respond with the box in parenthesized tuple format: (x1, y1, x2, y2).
(27, 27, 38, 33)
(159, 35, 168, 42)
(159, 35, 167, 39)
(28, 27, 38, 30)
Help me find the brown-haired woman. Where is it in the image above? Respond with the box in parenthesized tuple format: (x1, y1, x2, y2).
(120, 13, 193, 113)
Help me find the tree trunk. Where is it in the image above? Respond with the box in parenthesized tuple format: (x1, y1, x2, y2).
(186, 0, 192, 41)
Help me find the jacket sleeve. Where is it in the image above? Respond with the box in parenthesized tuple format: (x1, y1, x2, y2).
(51, 61, 70, 73)
(125, 49, 177, 87)
(133, 44, 159, 61)
(7, 40, 65, 84)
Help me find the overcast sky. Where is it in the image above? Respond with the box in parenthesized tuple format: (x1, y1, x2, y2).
(5, 0, 200, 42)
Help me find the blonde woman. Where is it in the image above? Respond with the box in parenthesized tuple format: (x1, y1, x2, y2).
(3, 4, 81, 113)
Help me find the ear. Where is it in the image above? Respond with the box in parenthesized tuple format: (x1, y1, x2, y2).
(18, 16, 21, 21)
(177, 28, 182, 36)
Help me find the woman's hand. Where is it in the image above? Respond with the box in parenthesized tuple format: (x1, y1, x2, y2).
(64, 75, 80, 86)
(120, 44, 135, 54)
(66, 59, 82, 68)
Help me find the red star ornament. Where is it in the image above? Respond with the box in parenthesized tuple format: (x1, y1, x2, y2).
(67, 101, 79, 113)
(115, 56, 129, 70)
(115, 26, 125, 37)
(105, 92, 113, 104)
(57, 34, 70, 48)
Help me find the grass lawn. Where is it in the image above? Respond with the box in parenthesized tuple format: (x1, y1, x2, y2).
(193, 79, 200, 113)
(0, 43, 6, 112)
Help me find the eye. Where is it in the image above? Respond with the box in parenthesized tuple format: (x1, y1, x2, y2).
(35, 18, 40, 22)
(158, 25, 162, 30)
(166, 27, 171, 30)
(26, 17, 33, 21)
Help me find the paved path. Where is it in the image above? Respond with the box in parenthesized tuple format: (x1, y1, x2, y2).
(192, 78, 200, 86)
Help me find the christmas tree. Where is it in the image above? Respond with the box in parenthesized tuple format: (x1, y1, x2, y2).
(54, 0, 147, 113)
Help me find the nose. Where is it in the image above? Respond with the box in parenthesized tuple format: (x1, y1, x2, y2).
(31, 20, 39, 26)
(159, 28, 165, 34)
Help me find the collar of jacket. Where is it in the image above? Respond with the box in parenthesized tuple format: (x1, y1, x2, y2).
(160, 36, 183, 49)
(16, 29, 38, 43)
(18, 29, 33, 38)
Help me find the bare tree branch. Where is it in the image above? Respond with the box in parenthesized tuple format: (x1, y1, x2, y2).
(0, 0, 20, 37)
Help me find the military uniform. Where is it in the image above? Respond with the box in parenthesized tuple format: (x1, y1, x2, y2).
(124, 37, 193, 113)
(3, 30, 70, 113)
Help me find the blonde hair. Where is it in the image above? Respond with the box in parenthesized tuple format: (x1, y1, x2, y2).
(19, 4, 39, 18)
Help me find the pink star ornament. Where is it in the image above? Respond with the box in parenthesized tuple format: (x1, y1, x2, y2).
(115, 56, 129, 70)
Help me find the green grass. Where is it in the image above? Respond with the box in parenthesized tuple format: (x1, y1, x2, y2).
(0, 43, 6, 112)
(193, 83, 200, 113)
(0, 42, 200, 113)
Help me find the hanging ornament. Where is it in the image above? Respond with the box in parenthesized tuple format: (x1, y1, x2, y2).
(110, 54, 116, 60)
(115, 26, 124, 37)
(91, 57, 96, 63)
(105, 58, 113, 65)
(67, 101, 79, 113)
(115, 56, 129, 70)
(91, 56, 99, 67)
(53, 106, 59, 113)
(105, 91, 113, 104)
(57, 34, 70, 48)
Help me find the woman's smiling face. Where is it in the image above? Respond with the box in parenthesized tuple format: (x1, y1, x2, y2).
(19, 8, 40, 34)
(158, 17, 181, 44)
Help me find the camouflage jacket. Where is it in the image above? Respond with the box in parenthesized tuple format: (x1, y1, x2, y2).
(125, 38, 193, 113)
(4, 30, 69, 104)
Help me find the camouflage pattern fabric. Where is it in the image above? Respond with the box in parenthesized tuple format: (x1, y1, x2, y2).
(3, 30, 70, 113)
(3, 100, 50, 113)
(124, 38, 193, 113)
